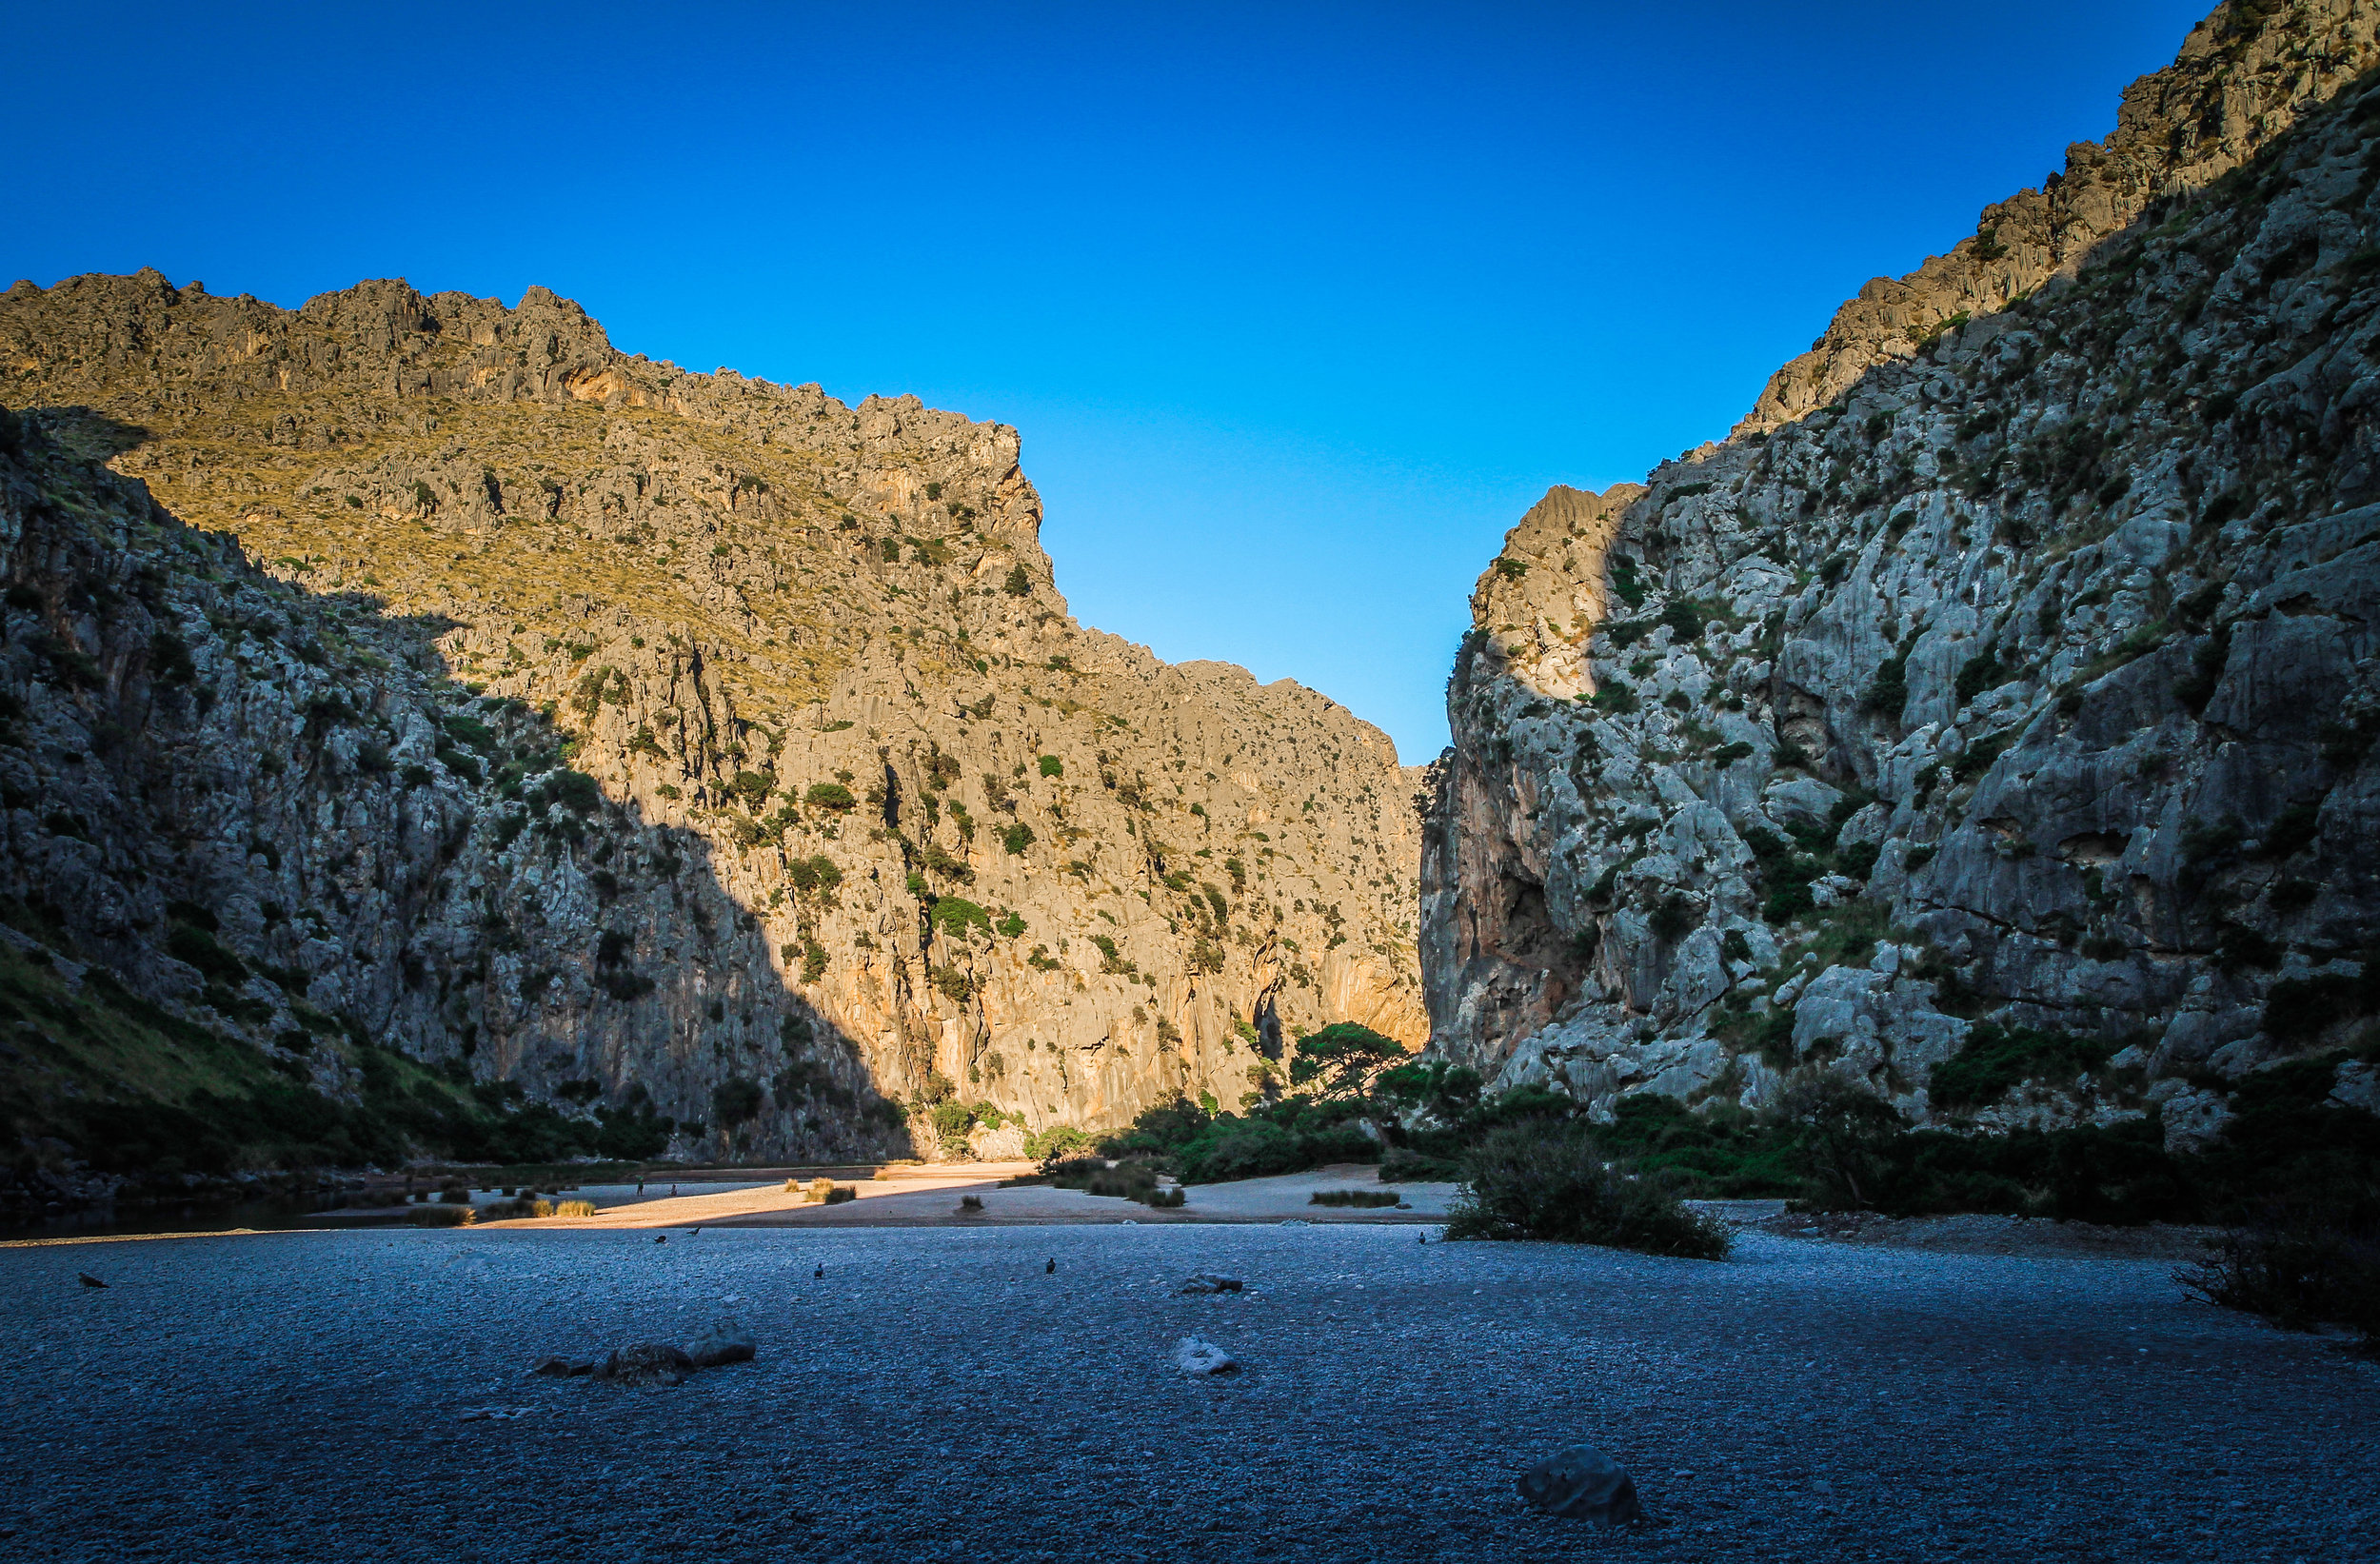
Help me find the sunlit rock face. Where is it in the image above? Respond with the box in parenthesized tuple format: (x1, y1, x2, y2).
(0, 274, 1425, 1171)
(1425, 0, 2380, 1137)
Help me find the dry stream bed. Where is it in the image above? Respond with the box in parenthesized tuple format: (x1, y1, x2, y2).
(2, 1218, 2372, 1561)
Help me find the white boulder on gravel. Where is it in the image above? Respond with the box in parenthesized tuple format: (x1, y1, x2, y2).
(1175, 1336, 1238, 1376)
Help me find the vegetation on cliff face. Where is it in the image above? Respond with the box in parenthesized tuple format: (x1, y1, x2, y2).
(1427, 2, 2380, 1172)
(0, 277, 1424, 1199)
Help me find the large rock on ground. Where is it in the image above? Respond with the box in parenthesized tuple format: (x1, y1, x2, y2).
(1515, 1445, 1644, 1526)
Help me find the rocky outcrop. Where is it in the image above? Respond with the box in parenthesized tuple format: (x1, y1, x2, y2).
(1426, 1, 2380, 1138)
(0, 277, 1424, 1174)
(1745, 0, 2380, 430)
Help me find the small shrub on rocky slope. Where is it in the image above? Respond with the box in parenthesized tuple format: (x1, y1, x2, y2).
(1445, 1120, 1731, 1258)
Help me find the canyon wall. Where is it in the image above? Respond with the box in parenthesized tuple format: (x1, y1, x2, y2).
(0, 277, 1424, 1176)
(1426, 0, 2380, 1144)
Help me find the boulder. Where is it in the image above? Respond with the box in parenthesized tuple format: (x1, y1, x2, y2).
(686, 1320, 756, 1368)
(594, 1343, 696, 1387)
(1178, 1274, 1243, 1295)
(1515, 1445, 1644, 1526)
(2332, 1059, 2380, 1115)
(1762, 775, 1845, 832)
(1174, 1336, 1238, 1376)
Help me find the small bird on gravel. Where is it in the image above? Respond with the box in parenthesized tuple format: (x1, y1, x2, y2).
(813, 1265, 823, 1278)
(77, 1272, 107, 1289)
(687, 1227, 702, 1237)
(1418, 1233, 1427, 1245)
(1045, 1257, 1056, 1274)
(653, 1236, 667, 1244)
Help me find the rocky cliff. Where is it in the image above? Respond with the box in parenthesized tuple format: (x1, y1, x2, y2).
(1426, 0, 2380, 1146)
(0, 276, 1424, 1182)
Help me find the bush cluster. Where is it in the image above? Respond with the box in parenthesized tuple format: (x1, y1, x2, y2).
(1447, 1121, 1732, 1257)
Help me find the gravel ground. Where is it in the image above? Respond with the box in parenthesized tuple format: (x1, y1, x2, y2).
(3, 1223, 2373, 1562)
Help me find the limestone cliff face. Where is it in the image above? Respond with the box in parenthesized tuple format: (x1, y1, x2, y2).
(0, 278, 1423, 1170)
(1745, 0, 2380, 431)
(1426, 0, 2380, 1144)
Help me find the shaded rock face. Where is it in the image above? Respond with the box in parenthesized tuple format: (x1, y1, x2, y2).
(0, 277, 1423, 1173)
(1426, 2, 2380, 1132)
(0, 425, 830, 1167)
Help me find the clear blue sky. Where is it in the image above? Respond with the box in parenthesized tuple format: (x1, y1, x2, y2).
(4, 0, 2212, 761)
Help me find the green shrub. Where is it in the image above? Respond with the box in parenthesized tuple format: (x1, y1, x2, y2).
(804, 782, 857, 811)
(1045, 1156, 1169, 1202)
(1592, 1093, 1799, 1197)
(2264, 973, 2369, 1040)
(1951, 730, 2016, 782)
(1928, 1024, 2118, 1110)
(1742, 827, 1824, 924)
(930, 897, 992, 937)
(165, 925, 248, 983)
(1378, 1146, 1460, 1181)
(1609, 556, 1648, 610)
(1446, 1120, 1730, 1258)
(1658, 600, 1706, 643)
(1178, 1119, 1307, 1183)
(1026, 1124, 1095, 1162)
(1375, 1059, 1483, 1126)
(930, 1099, 977, 1145)
(2261, 801, 2323, 860)
(1862, 648, 1910, 718)
(2179, 1198, 2380, 1350)
(1649, 894, 1697, 942)
(1767, 1072, 1910, 1211)
(2173, 625, 2233, 714)
(711, 1077, 764, 1125)
(1954, 652, 2005, 704)
(1310, 1188, 1401, 1208)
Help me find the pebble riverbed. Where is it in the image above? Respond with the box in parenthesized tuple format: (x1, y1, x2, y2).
(3, 1222, 2372, 1561)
